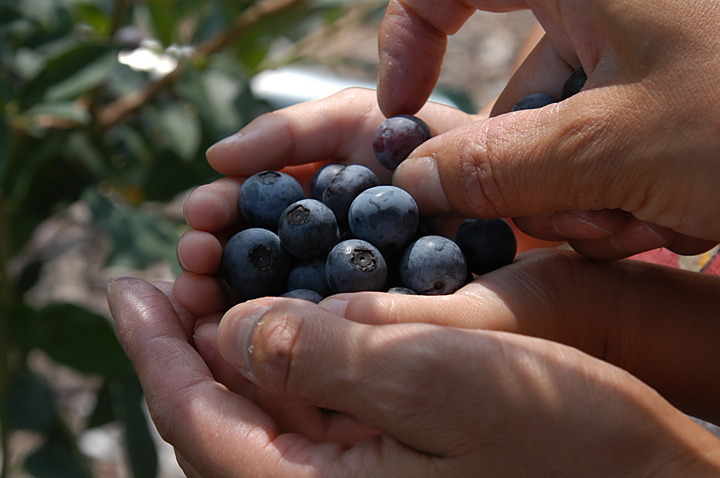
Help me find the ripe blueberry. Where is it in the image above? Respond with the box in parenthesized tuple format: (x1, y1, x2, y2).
(287, 256, 333, 297)
(311, 163, 345, 200)
(373, 115, 431, 170)
(400, 235, 467, 295)
(280, 288, 324, 303)
(512, 93, 557, 111)
(326, 239, 387, 292)
(322, 164, 380, 223)
(221, 228, 292, 299)
(454, 218, 517, 276)
(239, 171, 304, 230)
(278, 199, 338, 259)
(562, 67, 587, 99)
(348, 185, 419, 253)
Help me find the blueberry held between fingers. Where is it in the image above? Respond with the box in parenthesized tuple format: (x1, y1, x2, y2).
(221, 228, 292, 299)
(278, 199, 338, 259)
(373, 115, 432, 170)
(239, 171, 304, 230)
(348, 185, 419, 253)
(326, 239, 388, 292)
(400, 235, 467, 295)
(512, 93, 558, 111)
(454, 218, 517, 276)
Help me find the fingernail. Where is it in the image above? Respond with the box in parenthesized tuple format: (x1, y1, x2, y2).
(231, 304, 271, 371)
(193, 323, 218, 362)
(318, 297, 349, 317)
(206, 132, 243, 157)
(393, 155, 451, 214)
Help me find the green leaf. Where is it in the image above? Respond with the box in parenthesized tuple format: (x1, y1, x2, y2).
(19, 43, 118, 109)
(4, 371, 57, 432)
(86, 380, 115, 429)
(35, 303, 133, 377)
(115, 375, 158, 478)
(25, 101, 92, 126)
(0, 114, 9, 189)
(158, 102, 201, 162)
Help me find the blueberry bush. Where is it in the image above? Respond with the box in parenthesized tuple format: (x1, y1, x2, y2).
(0, 0, 385, 476)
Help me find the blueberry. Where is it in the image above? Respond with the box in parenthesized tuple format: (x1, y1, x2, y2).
(562, 67, 587, 100)
(454, 218, 517, 276)
(278, 199, 338, 259)
(221, 228, 292, 299)
(400, 235, 467, 295)
(311, 163, 345, 200)
(287, 256, 333, 297)
(373, 115, 432, 170)
(512, 93, 557, 111)
(387, 286, 417, 295)
(239, 171, 304, 230)
(280, 288, 324, 303)
(348, 185, 419, 253)
(322, 164, 380, 223)
(326, 239, 387, 292)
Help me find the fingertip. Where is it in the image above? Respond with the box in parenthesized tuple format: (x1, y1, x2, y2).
(392, 155, 452, 215)
(184, 179, 242, 232)
(177, 230, 223, 275)
(173, 271, 230, 317)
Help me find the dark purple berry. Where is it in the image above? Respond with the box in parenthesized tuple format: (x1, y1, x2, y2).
(287, 256, 333, 297)
(221, 228, 292, 299)
(562, 67, 587, 100)
(239, 171, 304, 230)
(512, 93, 557, 111)
(281, 289, 324, 303)
(387, 287, 417, 295)
(311, 164, 345, 200)
(373, 115, 432, 170)
(348, 185, 419, 253)
(454, 218, 517, 276)
(322, 164, 380, 223)
(326, 239, 387, 293)
(400, 235, 467, 295)
(278, 199, 338, 259)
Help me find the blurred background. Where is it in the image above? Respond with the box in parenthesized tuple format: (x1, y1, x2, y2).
(0, 1, 537, 476)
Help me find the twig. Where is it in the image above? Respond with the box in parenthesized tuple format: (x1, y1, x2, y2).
(98, 0, 304, 129)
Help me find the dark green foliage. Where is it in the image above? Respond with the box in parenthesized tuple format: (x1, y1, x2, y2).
(0, 0, 382, 476)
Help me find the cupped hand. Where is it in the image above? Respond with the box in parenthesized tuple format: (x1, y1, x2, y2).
(174, 87, 478, 317)
(107, 255, 720, 477)
(379, 0, 720, 259)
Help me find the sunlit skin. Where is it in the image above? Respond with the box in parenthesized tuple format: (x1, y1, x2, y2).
(107, 0, 720, 474)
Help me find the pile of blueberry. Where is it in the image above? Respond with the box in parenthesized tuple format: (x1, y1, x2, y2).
(220, 112, 519, 304)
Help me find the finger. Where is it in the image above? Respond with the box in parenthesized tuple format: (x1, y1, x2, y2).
(152, 280, 197, 340)
(173, 271, 231, 319)
(392, 84, 720, 243)
(183, 177, 245, 234)
(177, 229, 223, 275)
(215, 291, 716, 472)
(326, 249, 720, 424)
(377, 0, 475, 116)
(106, 277, 300, 477)
(205, 88, 387, 178)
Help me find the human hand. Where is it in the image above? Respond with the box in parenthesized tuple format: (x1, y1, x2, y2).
(378, 0, 720, 259)
(174, 87, 481, 317)
(107, 254, 720, 477)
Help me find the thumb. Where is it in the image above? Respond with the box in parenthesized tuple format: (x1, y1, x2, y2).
(392, 87, 720, 241)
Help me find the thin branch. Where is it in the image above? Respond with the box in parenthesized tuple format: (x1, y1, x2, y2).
(98, 0, 304, 129)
